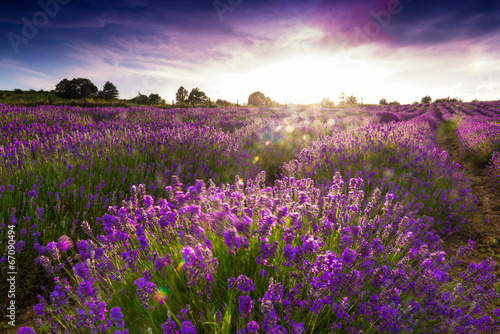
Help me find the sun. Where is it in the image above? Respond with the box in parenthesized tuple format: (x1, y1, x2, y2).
(220, 52, 391, 105)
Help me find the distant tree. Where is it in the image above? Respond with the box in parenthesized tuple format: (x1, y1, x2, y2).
(433, 96, 463, 103)
(388, 101, 401, 105)
(248, 91, 267, 106)
(73, 78, 97, 100)
(188, 87, 208, 107)
(215, 99, 233, 107)
(55, 79, 73, 99)
(346, 95, 357, 105)
(339, 92, 345, 105)
(55, 78, 98, 100)
(421, 95, 432, 104)
(13, 88, 23, 94)
(379, 98, 388, 105)
(148, 93, 163, 105)
(321, 97, 334, 107)
(175, 86, 189, 104)
(98, 81, 119, 100)
(133, 92, 149, 105)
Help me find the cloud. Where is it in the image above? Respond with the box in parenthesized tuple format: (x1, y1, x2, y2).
(0, 59, 53, 79)
(1, 0, 500, 102)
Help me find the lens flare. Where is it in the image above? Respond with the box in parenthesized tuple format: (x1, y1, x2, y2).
(275, 126, 282, 131)
(265, 141, 271, 146)
(286, 125, 294, 133)
(153, 285, 169, 304)
(327, 118, 336, 126)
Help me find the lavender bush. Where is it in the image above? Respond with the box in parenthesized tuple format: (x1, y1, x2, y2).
(27, 175, 500, 333)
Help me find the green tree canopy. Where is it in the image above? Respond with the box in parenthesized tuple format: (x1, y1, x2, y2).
(188, 87, 208, 107)
(248, 91, 268, 106)
(132, 92, 149, 105)
(175, 86, 189, 104)
(97, 81, 119, 100)
(433, 96, 463, 103)
(148, 93, 163, 105)
(421, 95, 432, 104)
(55, 78, 98, 100)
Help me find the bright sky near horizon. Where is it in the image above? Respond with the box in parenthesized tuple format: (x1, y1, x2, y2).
(1, 0, 500, 104)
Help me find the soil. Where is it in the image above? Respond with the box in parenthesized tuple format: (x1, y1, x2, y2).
(0, 301, 37, 334)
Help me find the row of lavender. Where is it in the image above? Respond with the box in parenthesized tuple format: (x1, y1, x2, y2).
(4, 103, 499, 332)
(448, 101, 500, 177)
(1, 104, 387, 304)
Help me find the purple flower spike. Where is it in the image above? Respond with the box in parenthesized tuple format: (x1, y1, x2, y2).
(57, 235, 73, 252)
(162, 319, 179, 334)
(235, 275, 254, 294)
(134, 277, 155, 309)
(109, 306, 125, 329)
(46, 241, 60, 261)
(246, 321, 259, 334)
(180, 321, 197, 334)
(73, 262, 90, 279)
(238, 295, 253, 318)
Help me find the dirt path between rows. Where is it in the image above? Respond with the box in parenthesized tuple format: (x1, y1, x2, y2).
(435, 124, 500, 286)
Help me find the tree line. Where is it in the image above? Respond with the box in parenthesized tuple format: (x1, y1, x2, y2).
(48, 78, 467, 107)
(55, 78, 119, 101)
(54, 78, 241, 107)
(379, 95, 463, 105)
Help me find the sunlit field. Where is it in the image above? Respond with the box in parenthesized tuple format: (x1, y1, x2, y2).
(1, 102, 500, 333)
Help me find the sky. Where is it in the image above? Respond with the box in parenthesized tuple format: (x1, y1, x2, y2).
(1, 0, 500, 105)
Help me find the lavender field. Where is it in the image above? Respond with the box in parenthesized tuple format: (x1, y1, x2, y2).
(1, 102, 500, 333)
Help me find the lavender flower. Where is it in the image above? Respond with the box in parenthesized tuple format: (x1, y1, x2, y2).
(134, 277, 155, 309)
(238, 295, 253, 318)
(73, 262, 90, 279)
(46, 241, 60, 261)
(234, 275, 254, 294)
(76, 279, 96, 299)
(246, 321, 259, 334)
(161, 319, 179, 334)
(81, 221, 93, 237)
(109, 306, 125, 329)
(57, 235, 73, 252)
(180, 321, 197, 334)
